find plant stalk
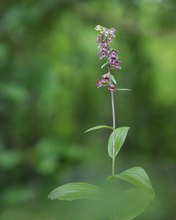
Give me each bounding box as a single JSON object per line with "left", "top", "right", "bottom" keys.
{"left": 111, "top": 90, "right": 116, "bottom": 175}
{"left": 108, "top": 64, "right": 116, "bottom": 176}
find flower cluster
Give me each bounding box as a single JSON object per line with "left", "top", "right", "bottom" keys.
{"left": 108, "top": 49, "right": 121, "bottom": 70}
{"left": 96, "top": 73, "right": 116, "bottom": 92}
{"left": 95, "top": 25, "right": 122, "bottom": 92}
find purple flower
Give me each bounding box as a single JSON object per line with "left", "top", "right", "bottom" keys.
{"left": 96, "top": 29, "right": 115, "bottom": 50}
{"left": 102, "top": 43, "right": 109, "bottom": 51}
{"left": 109, "top": 28, "right": 116, "bottom": 38}
{"left": 96, "top": 73, "right": 110, "bottom": 88}
{"left": 102, "top": 73, "right": 110, "bottom": 80}
{"left": 98, "top": 42, "right": 104, "bottom": 48}
{"left": 96, "top": 80, "right": 103, "bottom": 88}
{"left": 108, "top": 57, "right": 122, "bottom": 69}
{"left": 103, "top": 78, "right": 110, "bottom": 84}
{"left": 96, "top": 34, "right": 105, "bottom": 44}
{"left": 95, "top": 25, "right": 121, "bottom": 91}
{"left": 97, "top": 41, "right": 110, "bottom": 60}
{"left": 108, "top": 84, "right": 116, "bottom": 92}
{"left": 103, "top": 28, "right": 116, "bottom": 41}
{"left": 99, "top": 49, "right": 107, "bottom": 60}
{"left": 109, "top": 49, "right": 118, "bottom": 58}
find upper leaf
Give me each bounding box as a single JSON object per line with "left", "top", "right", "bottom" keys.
{"left": 112, "top": 167, "right": 154, "bottom": 195}
{"left": 101, "top": 62, "right": 108, "bottom": 69}
{"left": 117, "top": 88, "right": 131, "bottom": 91}
{"left": 48, "top": 182, "right": 105, "bottom": 201}
{"left": 108, "top": 127, "right": 130, "bottom": 158}
{"left": 110, "top": 74, "right": 117, "bottom": 85}
{"left": 85, "top": 125, "right": 113, "bottom": 133}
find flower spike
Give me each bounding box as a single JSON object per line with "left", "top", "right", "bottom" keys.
{"left": 95, "top": 25, "right": 121, "bottom": 92}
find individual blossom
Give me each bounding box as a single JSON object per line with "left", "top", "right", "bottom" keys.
{"left": 109, "top": 49, "right": 118, "bottom": 58}
{"left": 106, "top": 28, "right": 116, "bottom": 42}
{"left": 109, "top": 28, "right": 116, "bottom": 38}
{"left": 108, "top": 57, "right": 122, "bottom": 69}
{"left": 96, "top": 73, "right": 110, "bottom": 88}
{"left": 108, "top": 83, "right": 116, "bottom": 92}
{"left": 96, "top": 34, "right": 105, "bottom": 45}
{"left": 98, "top": 43, "right": 110, "bottom": 60}
{"left": 102, "top": 43, "right": 109, "bottom": 51}
{"left": 99, "top": 50, "right": 106, "bottom": 60}
{"left": 96, "top": 80, "right": 103, "bottom": 88}
{"left": 102, "top": 73, "right": 110, "bottom": 80}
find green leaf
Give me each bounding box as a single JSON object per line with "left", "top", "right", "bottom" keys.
{"left": 85, "top": 125, "right": 113, "bottom": 133}
{"left": 48, "top": 182, "right": 105, "bottom": 201}
{"left": 110, "top": 74, "right": 117, "bottom": 85}
{"left": 115, "top": 188, "right": 153, "bottom": 220}
{"left": 108, "top": 127, "right": 130, "bottom": 158}
{"left": 111, "top": 167, "right": 154, "bottom": 195}
{"left": 117, "top": 88, "right": 131, "bottom": 91}
{"left": 101, "top": 62, "right": 108, "bottom": 69}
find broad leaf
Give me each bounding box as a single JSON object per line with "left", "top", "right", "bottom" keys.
{"left": 112, "top": 167, "right": 154, "bottom": 195}
{"left": 110, "top": 74, "right": 117, "bottom": 85}
{"left": 85, "top": 125, "right": 113, "bottom": 133}
{"left": 115, "top": 188, "right": 153, "bottom": 220}
{"left": 108, "top": 127, "right": 130, "bottom": 158}
{"left": 48, "top": 182, "right": 105, "bottom": 201}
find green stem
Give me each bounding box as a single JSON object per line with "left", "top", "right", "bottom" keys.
{"left": 108, "top": 64, "right": 116, "bottom": 176}
{"left": 111, "top": 90, "right": 116, "bottom": 176}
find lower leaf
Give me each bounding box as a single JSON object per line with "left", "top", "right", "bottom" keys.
{"left": 115, "top": 188, "right": 153, "bottom": 220}
{"left": 48, "top": 182, "right": 105, "bottom": 201}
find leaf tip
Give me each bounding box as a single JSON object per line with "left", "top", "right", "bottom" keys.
{"left": 48, "top": 193, "right": 52, "bottom": 200}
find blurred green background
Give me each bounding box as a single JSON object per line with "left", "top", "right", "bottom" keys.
{"left": 0, "top": 0, "right": 176, "bottom": 219}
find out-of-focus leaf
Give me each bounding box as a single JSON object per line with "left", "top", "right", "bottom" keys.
{"left": 115, "top": 188, "right": 153, "bottom": 220}
{"left": 48, "top": 182, "right": 105, "bottom": 201}
{"left": 108, "top": 127, "right": 130, "bottom": 158}
{"left": 85, "top": 125, "right": 113, "bottom": 133}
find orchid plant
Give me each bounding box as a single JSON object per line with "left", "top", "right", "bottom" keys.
{"left": 48, "top": 25, "right": 155, "bottom": 220}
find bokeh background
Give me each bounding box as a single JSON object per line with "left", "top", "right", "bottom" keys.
{"left": 0, "top": 0, "right": 176, "bottom": 219}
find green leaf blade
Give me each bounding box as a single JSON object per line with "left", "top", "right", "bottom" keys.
{"left": 101, "top": 62, "right": 108, "bottom": 69}
{"left": 110, "top": 74, "right": 117, "bottom": 85}
{"left": 48, "top": 182, "right": 105, "bottom": 201}
{"left": 117, "top": 88, "right": 131, "bottom": 91}
{"left": 85, "top": 125, "right": 113, "bottom": 133}
{"left": 108, "top": 127, "right": 130, "bottom": 158}
{"left": 115, "top": 167, "right": 154, "bottom": 195}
